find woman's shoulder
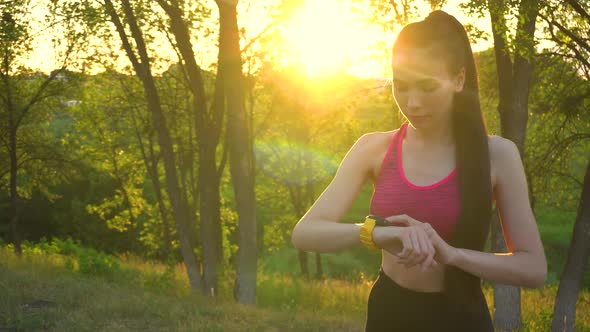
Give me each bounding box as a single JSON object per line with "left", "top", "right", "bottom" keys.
{"left": 487, "top": 135, "right": 520, "bottom": 161}
{"left": 354, "top": 130, "right": 398, "bottom": 154}
{"left": 487, "top": 135, "right": 522, "bottom": 188}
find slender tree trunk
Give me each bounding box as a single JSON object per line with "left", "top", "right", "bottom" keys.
{"left": 551, "top": 159, "right": 590, "bottom": 332}
{"left": 104, "top": 0, "right": 202, "bottom": 291}
{"left": 288, "top": 185, "right": 310, "bottom": 278}
{"left": 9, "top": 127, "right": 21, "bottom": 256}
{"left": 217, "top": 0, "right": 257, "bottom": 304}
{"left": 198, "top": 141, "right": 222, "bottom": 295}
{"left": 147, "top": 138, "right": 173, "bottom": 259}
{"left": 491, "top": 210, "right": 522, "bottom": 330}
{"left": 156, "top": 0, "right": 225, "bottom": 296}
{"left": 298, "top": 250, "right": 310, "bottom": 278}
{"left": 305, "top": 147, "right": 322, "bottom": 279}
{"left": 128, "top": 90, "right": 173, "bottom": 259}
{"left": 142, "top": 73, "right": 202, "bottom": 292}
{"left": 315, "top": 252, "right": 323, "bottom": 279}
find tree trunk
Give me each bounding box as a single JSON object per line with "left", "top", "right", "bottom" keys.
{"left": 156, "top": 0, "right": 225, "bottom": 296}
{"left": 491, "top": 210, "right": 522, "bottom": 331}
{"left": 104, "top": 0, "right": 202, "bottom": 291}
{"left": 198, "top": 142, "right": 222, "bottom": 295}
{"left": 551, "top": 159, "right": 590, "bottom": 332}
{"left": 288, "top": 185, "right": 310, "bottom": 277}
{"left": 315, "top": 252, "right": 323, "bottom": 279}
{"left": 9, "top": 127, "right": 22, "bottom": 256}
{"left": 488, "top": 0, "right": 539, "bottom": 329}
{"left": 305, "top": 142, "right": 322, "bottom": 279}
{"left": 298, "top": 250, "right": 309, "bottom": 278}
{"left": 217, "top": 0, "right": 257, "bottom": 304}
{"left": 147, "top": 138, "right": 173, "bottom": 259}
{"left": 129, "top": 95, "right": 173, "bottom": 260}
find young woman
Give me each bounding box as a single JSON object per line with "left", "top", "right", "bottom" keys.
{"left": 291, "top": 10, "right": 547, "bottom": 331}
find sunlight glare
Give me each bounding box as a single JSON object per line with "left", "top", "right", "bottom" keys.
{"left": 281, "top": 0, "right": 382, "bottom": 77}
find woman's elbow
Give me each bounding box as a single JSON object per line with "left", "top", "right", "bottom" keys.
{"left": 524, "top": 257, "right": 547, "bottom": 288}
{"left": 291, "top": 221, "right": 306, "bottom": 251}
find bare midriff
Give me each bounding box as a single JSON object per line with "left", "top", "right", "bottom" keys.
{"left": 381, "top": 250, "right": 445, "bottom": 292}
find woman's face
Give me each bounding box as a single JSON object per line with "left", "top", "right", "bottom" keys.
{"left": 392, "top": 48, "right": 465, "bottom": 130}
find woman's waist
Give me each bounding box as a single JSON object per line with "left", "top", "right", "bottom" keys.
{"left": 381, "top": 251, "right": 446, "bottom": 293}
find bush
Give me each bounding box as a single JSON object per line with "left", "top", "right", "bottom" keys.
{"left": 77, "top": 247, "right": 121, "bottom": 278}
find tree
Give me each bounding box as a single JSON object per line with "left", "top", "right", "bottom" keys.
{"left": 71, "top": 69, "right": 174, "bottom": 258}
{"left": 155, "top": 0, "right": 226, "bottom": 296}
{"left": 0, "top": 0, "right": 93, "bottom": 255}
{"left": 215, "top": 0, "right": 257, "bottom": 304}
{"left": 100, "top": 0, "right": 202, "bottom": 291}
{"left": 534, "top": 1, "right": 590, "bottom": 330}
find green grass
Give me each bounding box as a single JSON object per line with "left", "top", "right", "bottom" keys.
{"left": 2, "top": 244, "right": 589, "bottom": 331}
{"left": 535, "top": 207, "right": 590, "bottom": 287}
{"left": 0, "top": 245, "right": 363, "bottom": 331}
{"left": 2, "top": 204, "right": 588, "bottom": 331}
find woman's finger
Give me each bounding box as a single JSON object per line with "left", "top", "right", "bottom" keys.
{"left": 411, "top": 230, "right": 427, "bottom": 263}
{"left": 402, "top": 230, "right": 422, "bottom": 268}
{"left": 420, "top": 234, "right": 435, "bottom": 271}
{"left": 386, "top": 215, "right": 410, "bottom": 227}
{"left": 396, "top": 231, "right": 413, "bottom": 259}
{"left": 409, "top": 230, "right": 423, "bottom": 266}
{"left": 423, "top": 223, "right": 435, "bottom": 238}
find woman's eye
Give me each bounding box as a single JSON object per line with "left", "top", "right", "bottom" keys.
{"left": 394, "top": 83, "right": 408, "bottom": 91}
{"left": 420, "top": 82, "right": 438, "bottom": 92}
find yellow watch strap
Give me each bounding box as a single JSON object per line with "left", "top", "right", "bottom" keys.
{"left": 359, "top": 218, "right": 379, "bottom": 250}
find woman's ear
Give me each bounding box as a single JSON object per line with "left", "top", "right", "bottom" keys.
{"left": 454, "top": 67, "right": 466, "bottom": 92}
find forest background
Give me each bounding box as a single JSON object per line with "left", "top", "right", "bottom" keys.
{"left": 1, "top": 0, "right": 589, "bottom": 331}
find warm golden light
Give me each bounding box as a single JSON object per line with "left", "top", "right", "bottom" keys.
{"left": 280, "top": 0, "right": 386, "bottom": 78}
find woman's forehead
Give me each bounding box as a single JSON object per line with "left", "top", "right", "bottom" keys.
{"left": 392, "top": 49, "right": 451, "bottom": 80}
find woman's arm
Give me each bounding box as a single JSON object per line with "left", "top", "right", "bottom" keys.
{"left": 291, "top": 133, "right": 386, "bottom": 252}
{"left": 291, "top": 133, "right": 376, "bottom": 252}
{"left": 448, "top": 138, "right": 547, "bottom": 288}
{"left": 292, "top": 131, "right": 438, "bottom": 268}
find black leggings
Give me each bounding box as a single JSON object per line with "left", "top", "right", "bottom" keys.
{"left": 365, "top": 269, "right": 494, "bottom": 332}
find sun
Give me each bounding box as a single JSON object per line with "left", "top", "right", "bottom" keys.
{"left": 280, "top": 0, "right": 384, "bottom": 78}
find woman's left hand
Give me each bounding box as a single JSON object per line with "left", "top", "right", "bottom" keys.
{"left": 386, "top": 214, "right": 459, "bottom": 267}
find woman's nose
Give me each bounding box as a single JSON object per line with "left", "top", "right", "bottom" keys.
{"left": 406, "top": 91, "right": 422, "bottom": 109}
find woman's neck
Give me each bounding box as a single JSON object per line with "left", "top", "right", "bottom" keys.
{"left": 405, "top": 121, "right": 454, "bottom": 148}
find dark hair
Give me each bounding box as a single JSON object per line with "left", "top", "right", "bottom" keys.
{"left": 392, "top": 10, "right": 492, "bottom": 305}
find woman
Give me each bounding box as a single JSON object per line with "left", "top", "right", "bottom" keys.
{"left": 291, "top": 10, "right": 547, "bottom": 332}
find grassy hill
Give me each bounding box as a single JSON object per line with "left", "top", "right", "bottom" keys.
{"left": 1, "top": 239, "right": 589, "bottom": 331}
{"left": 0, "top": 246, "right": 363, "bottom": 331}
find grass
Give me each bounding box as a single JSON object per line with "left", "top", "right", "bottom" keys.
{"left": 2, "top": 239, "right": 590, "bottom": 331}
{"left": 0, "top": 245, "right": 363, "bottom": 331}
{"left": 1, "top": 202, "right": 588, "bottom": 331}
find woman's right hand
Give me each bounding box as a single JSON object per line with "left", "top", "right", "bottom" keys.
{"left": 372, "top": 224, "right": 437, "bottom": 272}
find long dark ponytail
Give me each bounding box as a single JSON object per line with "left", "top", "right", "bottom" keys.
{"left": 393, "top": 10, "right": 492, "bottom": 305}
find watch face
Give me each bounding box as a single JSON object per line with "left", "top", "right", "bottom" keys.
{"left": 368, "top": 215, "right": 389, "bottom": 226}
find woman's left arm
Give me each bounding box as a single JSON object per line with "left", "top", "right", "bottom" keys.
{"left": 448, "top": 137, "right": 547, "bottom": 288}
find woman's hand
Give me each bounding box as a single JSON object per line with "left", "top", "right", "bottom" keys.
{"left": 372, "top": 218, "right": 437, "bottom": 272}
{"left": 387, "top": 214, "right": 459, "bottom": 266}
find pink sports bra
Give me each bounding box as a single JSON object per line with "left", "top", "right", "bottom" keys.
{"left": 369, "top": 123, "right": 460, "bottom": 241}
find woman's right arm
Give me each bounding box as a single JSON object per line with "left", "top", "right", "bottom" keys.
{"left": 291, "top": 132, "right": 437, "bottom": 271}
{"left": 291, "top": 133, "right": 380, "bottom": 253}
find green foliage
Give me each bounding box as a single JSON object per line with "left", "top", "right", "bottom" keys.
{"left": 7, "top": 238, "right": 183, "bottom": 294}
{"left": 526, "top": 52, "right": 590, "bottom": 209}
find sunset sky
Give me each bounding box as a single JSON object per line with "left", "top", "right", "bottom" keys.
{"left": 24, "top": 0, "right": 494, "bottom": 79}
{"left": 277, "top": 0, "right": 493, "bottom": 78}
